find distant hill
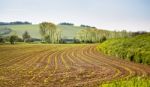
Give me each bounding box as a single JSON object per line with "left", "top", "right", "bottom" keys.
{"left": 0, "top": 24, "right": 86, "bottom": 39}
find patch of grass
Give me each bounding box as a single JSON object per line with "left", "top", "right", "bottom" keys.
{"left": 100, "top": 77, "right": 150, "bottom": 87}
{"left": 97, "top": 34, "right": 150, "bottom": 64}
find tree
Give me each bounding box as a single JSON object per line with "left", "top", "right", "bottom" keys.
{"left": 22, "top": 31, "right": 31, "bottom": 42}
{"left": 39, "top": 22, "right": 47, "bottom": 42}
{"left": 46, "top": 22, "right": 57, "bottom": 43}
{"left": 39, "top": 22, "right": 62, "bottom": 43}
{"left": 76, "top": 28, "right": 101, "bottom": 43}
{"left": 0, "top": 36, "right": 5, "bottom": 43}
{"left": 9, "top": 35, "right": 18, "bottom": 44}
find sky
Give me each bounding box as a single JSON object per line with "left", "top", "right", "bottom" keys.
{"left": 0, "top": 0, "right": 150, "bottom": 31}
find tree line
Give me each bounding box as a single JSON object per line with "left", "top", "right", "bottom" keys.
{"left": 59, "top": 22, "right": 74, "bottom": 26}
{"left": 74, "top": 28, "right": 145, "bottom": 43}
{"left": 0, "top": 21, "right": 32, "bottom": 25}
{"left": 80, "top": 24, "right": 96, "bottom": 28}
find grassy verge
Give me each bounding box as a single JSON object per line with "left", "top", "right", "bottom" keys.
{"left": 100, "top": 77, "right": 150, "bottom": 87}
{"left": 97, "top": 34, "right": 150, "bottom": 64}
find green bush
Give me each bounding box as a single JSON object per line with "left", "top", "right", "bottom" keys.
{"left": 98, "top": 34, "right": 150, "bottom": 65}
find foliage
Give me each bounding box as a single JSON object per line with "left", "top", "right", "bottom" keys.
{"left": 39, "top": 22, "right": 62, "bottom": 43}
{"left": 22, "top": 31, "right": 31, "bottom": 42}
{"left": 9, "top": 34, "right": 18, "bottom": 44}
{"left": 97, "top": 34, "right": 150, "bottom": 64}
{"left": 0, "top": 36, "right": 5, "bottom": 43}
{"left": 0, "top": 21, "right": 31, "bottom": 25}
{"left": 132, "top": 31, "right": 148, "bottom": 36}
{"left": 75, "top": 28, "right": 106, "bottom": 43}
{"left": 80, "top": 24, "right": 96, "bottom": 28}
{"left": 101, "top": 77, "right": 150, "bottom": 87}
{"left": 59, "top": 22, "right": 74, "bottom": 26}
{"left": 76, "top": 29, "right": 132, "bottom": 43}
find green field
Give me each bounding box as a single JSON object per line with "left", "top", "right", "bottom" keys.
{"left": 0, "top": 24, "right": 85, "bottom": 39}
{"left": 97, "top": 34, "right": 150, "bottom": 64}
{"left": 101, "top": 77, "right": 150, "bottom": 87}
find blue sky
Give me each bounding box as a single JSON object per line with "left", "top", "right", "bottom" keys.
{"left": 0, "top": 0, "right": 150, "bottom": 31}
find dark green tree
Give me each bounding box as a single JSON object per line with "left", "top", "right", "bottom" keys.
{"left": 22, "top": 31, "right": 31, "bottom": 42}
{"left": 0, "top": 36, "right": 5, "bottom": 43}
{"left": 9, "top": 35, "right": 18, "bottom": 44}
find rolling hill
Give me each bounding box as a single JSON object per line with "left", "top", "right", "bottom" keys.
{"left": 0, "top": 24, "right": 86, "bottom": 39}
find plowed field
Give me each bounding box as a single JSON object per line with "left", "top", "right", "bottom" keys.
{"left": 0, "top": 44, "right": 150, "bottom": 87}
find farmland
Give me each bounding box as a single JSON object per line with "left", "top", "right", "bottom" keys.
{"left": 0, "top": 44, "right": 150, "bottom": 87}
